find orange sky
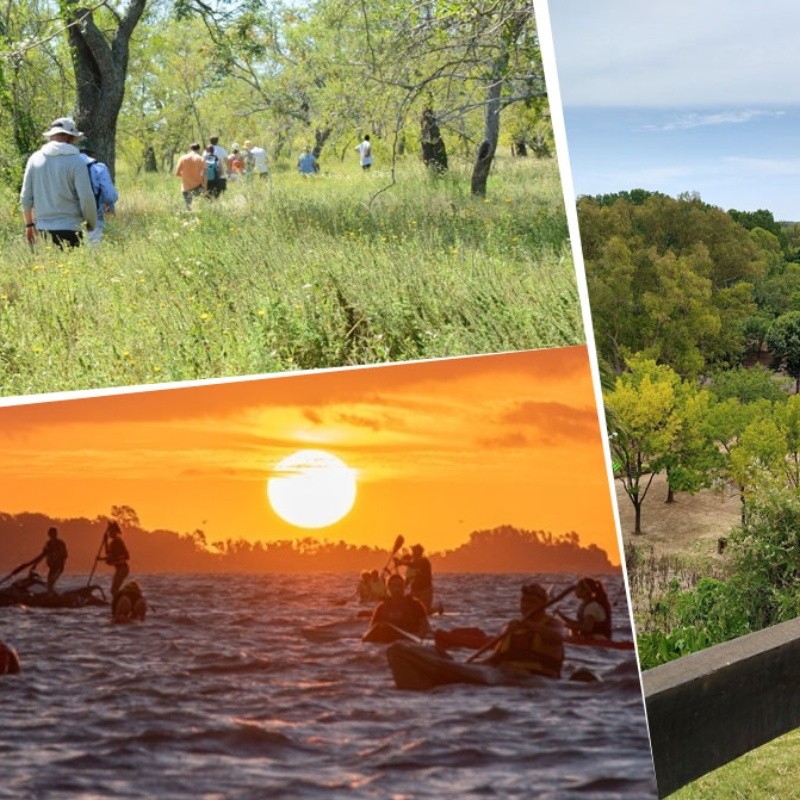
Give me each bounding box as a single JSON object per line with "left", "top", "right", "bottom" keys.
{"left": 0, "top": 347, "right": 621, "bottom": 564}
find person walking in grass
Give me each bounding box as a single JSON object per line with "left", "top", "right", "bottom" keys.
{"left": 355, "top": 134, "right": 373, "bottom": 171}
{"left": 244, "top": 140, "right": 269, "bottom": 178}
{"left": 79, "top": 140, "right": 118, "bottom": 245}
{"left": 297, "top": 147, "right": 319, "bottom": 175}
{"left": 209, "top": 136, "right": 228, "bottom": 194}
{"left": 20, "top": 117, "right": 97, "bottom": 248}
{"left": 175, "top": 143, "right": 206, "bottom": 210}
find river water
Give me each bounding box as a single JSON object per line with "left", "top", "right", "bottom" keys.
{"left": 0, "top": 572, "right": 656, "bottom": 799}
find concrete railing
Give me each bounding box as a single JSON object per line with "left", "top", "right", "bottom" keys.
{"left": 642, "top": 617, "right": 800, "bottom": 797}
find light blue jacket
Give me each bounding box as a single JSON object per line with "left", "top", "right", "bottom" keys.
{"left": 80, "top": 153, "right": 119, "bottom": 222}
{"left": 20, "top": 141, "right": 97, "bottom": 231}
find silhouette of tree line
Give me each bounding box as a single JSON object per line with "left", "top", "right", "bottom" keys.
{"left": 0, "top": 511, "right": 615, "bottom": 574}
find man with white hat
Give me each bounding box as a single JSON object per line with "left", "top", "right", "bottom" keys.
{"left": 20, "top": 117, "right": 97, "bottom": 248}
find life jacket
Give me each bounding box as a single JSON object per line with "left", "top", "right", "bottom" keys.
{"left": 106, "top": 537, "right": 129, "bottom": 566}
{"left": 491, "top": 618, "right": 564, "bottom": 678}
{"left": 112, "top": 581, "right": 145, "bottom": 620}
{"left": 374, "top": 596, "right": 426, "bottom": 634}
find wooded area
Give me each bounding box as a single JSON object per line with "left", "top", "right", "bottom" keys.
{"left": 0, "top": 0, "right": 548, "bottom": 193}
{"left": 582, "top": 190, "right": 800, "bottom": 669}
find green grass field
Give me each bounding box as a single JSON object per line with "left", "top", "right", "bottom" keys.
{"left": 0, "top": 156, "right": 581, "bottom": 396}
{"left": 672, "top": 728, "right": 800, "bottom": 799}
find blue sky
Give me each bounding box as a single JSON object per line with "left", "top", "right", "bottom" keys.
{"left": 547, "top": 1, "right": 800, "bottom": 221}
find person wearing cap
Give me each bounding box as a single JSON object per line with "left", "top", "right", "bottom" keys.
{"left": 79, "top": 140, "right": 118, "bottom": 245}
{"left": 175, "top": 143, "right": 207, "bottom": 210}
{"left": 395, "top": 543, "right": 434, "bottom": 613}
{"left": 20, "top": 116, "right": 97, "bottom": 248}
{"left": 370, "top": 573, "right": 431, "bottom": 638}
{"left": 557, "top": 577, "right": 613, "bottom": 640}
{"left": 483, "top": 583, "right": 565, "bottom": 679}
{"left": 96, "top": 520, "right": 130, "bottom": 599}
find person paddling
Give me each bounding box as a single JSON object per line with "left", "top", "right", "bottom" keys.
{"left": 15, "top": 526, "right": 68, "bottom": 594}
{"left": 396, "top": 543, "right": 435, "bottom": 613}
{"left": 370, "top": 574, "right": 431, "bottom": 639}
{"left": 97, "top": 521, "right": 130, "bottom": 599}
{"left": 557, "top": 577, "right": 613, "bottom": 640}
{"left": 482, "top": 583, "right": 565, "bottom": 679}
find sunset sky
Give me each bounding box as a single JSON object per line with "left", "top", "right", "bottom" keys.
{"left": 0, "top": 347, "right": 621, "bottom": 564}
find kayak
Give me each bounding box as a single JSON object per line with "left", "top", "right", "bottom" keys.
{"left": 387, "top": 642, "right": 600, "bottom": 691}
{"left": 0, "top": 583, "right": 107, "bottom": 609}
{"left": 386, "top": 641, "right": 564, "bottom": 690}
{"left": 434, "top": 626, "right": 634, "bottom": 652}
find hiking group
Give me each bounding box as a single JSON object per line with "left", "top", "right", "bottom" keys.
{"left": 21, "top": 115, "right": 374, "bottom": 244}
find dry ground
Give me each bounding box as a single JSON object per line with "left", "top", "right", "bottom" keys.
{"left": 615, "top": 472, "right": 741, "bottom": 560}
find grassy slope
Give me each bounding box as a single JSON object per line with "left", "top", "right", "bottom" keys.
{"left": 616, "top": 475, "right": 800, "bottom": 798}
{"left": 0, "top": 156, "right": 581, "bottom": 397}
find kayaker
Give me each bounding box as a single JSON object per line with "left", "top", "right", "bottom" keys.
{"left": 557, "top": 577, "right": 612, "bottom": 640}
{"left": 112, "top": 581, "right": 147, "bottom": 623}
{"left": 484, "top": 583, "right": 565, "bottom": 679}
{"left": 357, "top": 571, "right": 372, "bottom": 603}
{"left": 16, "top": 526, "right": 68, "bottom": 594}
{"left": 97, "top": 521, "right": 130, "bottom": 599}
{"left": 396, "top": 543, "right": 434, "bottom": 613}
{"left": 370, "top": 574, "right": 431, "bottom": 638}
{"left": 368, "top": 569, "right": 387, "bottom": 600}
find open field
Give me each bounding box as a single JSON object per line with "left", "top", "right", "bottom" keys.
{"left": 0, "top": 156, "right": 580, "bottom": 397}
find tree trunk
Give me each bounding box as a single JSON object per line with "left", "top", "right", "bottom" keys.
{"left": 61, "top": 0, "right": 147, "bottom": 181}
{"left": 470, "top": 76, "right": 502, "bottom": 197}
{"left": 313, "top": 127, "right": 330, "bottom": 159}
{"left": 633, "top": 498, "right": 643, "bottom": 535}
{"left": 512, "top": 139, "right": 527, "bottom": 157}
{"left": 420, "top": 108, "right": 448, "bottom": 173}
{"left": 665, "top": 485, "right": 675, "bottom": 503}
{"left": 142, "top": 146, "right": 157, "bottom": 173}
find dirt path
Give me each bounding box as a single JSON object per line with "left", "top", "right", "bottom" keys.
{"left": 614, "top": 472, "right": 741, "bottom": 559}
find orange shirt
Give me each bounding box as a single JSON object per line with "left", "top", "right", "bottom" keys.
{"left": 175, "top": 152, "right": 206, "bottom": 191}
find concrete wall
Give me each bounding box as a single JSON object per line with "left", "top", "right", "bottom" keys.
{"left": 642, "top": 617, "right": 800, "bottom": 797}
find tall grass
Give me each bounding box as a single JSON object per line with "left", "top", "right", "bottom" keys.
{"left": 0, "top": 157, "right": 581, "bottom": 396}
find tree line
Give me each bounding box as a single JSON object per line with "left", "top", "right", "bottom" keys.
{"left": 577, "top": 190, "right": 800, "bottom": 533}
{"left": 0, "top": 511, "right": 614, "bottom": 574}
{"left": 0, "top": 1, "right": 550, "bottom": 196}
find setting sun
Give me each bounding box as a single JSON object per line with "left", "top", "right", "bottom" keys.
{"left": 267, "top": 449, "right": 357, "bottom": 529}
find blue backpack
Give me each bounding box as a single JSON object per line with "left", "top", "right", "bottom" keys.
{"left": 204, "top": 154, "right": 218, "bottom": 181}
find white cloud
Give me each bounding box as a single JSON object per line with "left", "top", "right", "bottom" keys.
{"left": 722, "top": 156, "right": 800, "bottom": 177}
{"left": 640, "top": 110, "right": 786, "bottom": 132}
{"left": 549, "top": 0, "right": 800, "bottom": 106}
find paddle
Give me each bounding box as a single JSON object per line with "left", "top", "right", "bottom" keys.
{"left": 0, "top": 556, "right": 40, "bottom": 586}
{"left": 465, "top": 583, "right": 578, "bottom": 664}
{"left": 362, "top": 621, "right": 424, "bottom": 645}
{"left": 380, "top": 534, "right": 405, "bottom": 576}
{"left": 86, "top": 529, "right": 108, "bottom": 588}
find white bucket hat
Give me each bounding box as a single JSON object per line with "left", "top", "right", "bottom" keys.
{"left": 42, "top": 117, "right": 84, "bottom": 139}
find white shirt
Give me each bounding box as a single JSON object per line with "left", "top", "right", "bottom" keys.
{"left": 356, "top": 139, "right": 373, "bottom": 166}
